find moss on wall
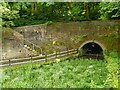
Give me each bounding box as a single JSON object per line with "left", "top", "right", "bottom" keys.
{"left": 11, "top": 20, "right": 120, "bottom": 54}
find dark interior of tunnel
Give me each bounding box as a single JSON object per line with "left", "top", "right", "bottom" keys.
{"left": 81, "top": 42, "right": 104, "bottom": 60}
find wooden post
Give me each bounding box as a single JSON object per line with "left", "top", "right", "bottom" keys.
{"left": 56, "top": 52, "right": 57, "bottom": 58}
{"left": 30, "top": 56, "right": 32, "bottom": 64}
{"left": 45, "top": 53, "right": 47, "bottom": 62}
{"left": 9, "top": 59, "right": 11, "bottom": 66}
{"left": 67, "top": 49, "right": 69, "bottom": 56}
{"left": 77, "top": 48, "right": 79, "bottom": 54}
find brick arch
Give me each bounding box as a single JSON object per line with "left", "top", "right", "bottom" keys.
{"left": 78, "top": 40, "right": 106, "bottom": 59}
{"left": 79, "top": 40, "right": 106, "bottom": 51}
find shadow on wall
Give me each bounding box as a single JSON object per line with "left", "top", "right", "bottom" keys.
{"left": 79, "top": 40, "right": 105, "bottom": 60}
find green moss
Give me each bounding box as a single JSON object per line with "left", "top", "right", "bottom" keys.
{"left": 82, "top": 34, "right": 88, "bottom": 38}
{"left": 2, "top": 28, "right": 13, "bottom": 39}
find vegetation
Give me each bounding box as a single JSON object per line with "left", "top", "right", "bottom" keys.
{"left": 1, "top": 2, "right": 120, "bottom": 27}
{"left": 1, "top": 52, "right": 118, "bottom": 88}
{"left": 1, "top": 1, "right": 119, "bottom": 89}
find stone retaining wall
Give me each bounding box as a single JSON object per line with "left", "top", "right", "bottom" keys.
{"left": 14, "top": 20, "right": 119, "bottom": 52}
{"left": 2, "top": 20, "right": 120, "bottom": 59}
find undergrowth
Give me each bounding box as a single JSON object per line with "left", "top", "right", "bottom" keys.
{"left": 1, "top": 52, "right": 119, "bottom": 88}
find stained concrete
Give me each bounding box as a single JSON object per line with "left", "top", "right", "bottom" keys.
{"left": 2, "top": 20, "right": 120, "bottom": 59}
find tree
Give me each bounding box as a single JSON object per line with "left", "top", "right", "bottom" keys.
{"left": 1, "top": 2, "right": 119, "bottom": 27}
{"left": 1, "top": 2, "right": 20, "bottom": 27}
{"left": 99, "top": 2, "right": 120, "bottom": 20}
{"left": 84, "top": 2, "right": 100, "bottom": 20}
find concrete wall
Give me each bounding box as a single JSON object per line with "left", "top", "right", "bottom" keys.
{"left": 47, "top": 21, "right": 119, "bottom": 52}
{"left": 3, "top": 20, "right": 119, "bottom": 59}
{"left": 15, "top": 20, "right": 119, "bottom": 53}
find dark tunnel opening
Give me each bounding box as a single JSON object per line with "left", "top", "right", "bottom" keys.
{"left": 81, "top": 42, "right": 104, "bottom": 60}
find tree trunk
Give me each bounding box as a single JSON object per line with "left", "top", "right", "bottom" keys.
{"left": 31, "top": 2, "right": 35, "bottom": 16}
{"left": 35, "top": 2, "right": 38, "bottom": 16}
{"left": 84, "top": 2, "right": 90, "bottom": 20}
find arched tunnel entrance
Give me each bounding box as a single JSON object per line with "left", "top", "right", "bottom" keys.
{"left": 79, "top": 41, "right": 104, "bottom": 59}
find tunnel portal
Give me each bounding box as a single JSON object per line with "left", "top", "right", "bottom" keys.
{"left": 80, "top": 41, "right": 104, "bottom": 59}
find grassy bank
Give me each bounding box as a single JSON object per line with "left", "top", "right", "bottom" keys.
{"left": 1, "top": 52, "right": 118, "bottom": 88}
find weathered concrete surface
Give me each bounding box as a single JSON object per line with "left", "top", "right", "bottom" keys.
{"left": 2, "top": 20, "right": 120, "bottom": 59}
{"left": 48, "top": 20, "right": 119, "bottom": 53}
{"left": 15, "top": 20, "right": 119, "bottom": 52}
{"left": 2, "top": 28, "right": 38, "bottom": 59}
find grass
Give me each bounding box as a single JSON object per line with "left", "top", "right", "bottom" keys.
{"left": 1, "top": 52, "right": 119, "bottom": 88}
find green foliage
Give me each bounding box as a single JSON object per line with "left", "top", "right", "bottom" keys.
{"left": 1, "top": 53, "right": 118, "bottom": 88}
{"left": 1, "top": 3, "right": 20, "bottom": 27}
{"left": 99, "top": 2, "right": 120, "bottom": 20}
{"left": 2, "top": 28, "right": 13, "bottom": 39}
{"left": 104, "top": 52, "right": 119, "bottom": 88}
{"left": 1, "top": 2, "right": 120, "bottom": 27}
{"left": 13, "top": 18, "right": 46, "bottom": 27}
